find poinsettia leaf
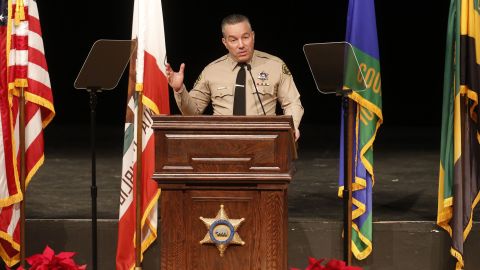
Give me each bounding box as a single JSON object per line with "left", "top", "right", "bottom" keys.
{"left": 292, "top": 257, "right": 362, "bottom": 270}
{"left": 26, "top": 253, "right": 46, "bottom": 265}
{"left": 58, "top": 265, "right": 77, "bottom": 270}
{"left": 58, "top": 258, "right": 87, "bottom": 270}
{"left": 311, "top": 265, "right": 326, "bottom": 270}
{"left": 42, "top": 245, "right": 55, "bottom": 260}
{"left": 56, "top": 251, "right": 76, "bottom": 259}
{"left": 308, "top": 257, "right": 325, "bottom": 265}
{"left": 59, "top": 258, "right": 77, "bottom": 265}
{"left": 325, "top": 259, "right": 346, "bottom": 270}
{"left": 306, "top": 263, "right": 324, "bottom": 270}
{"left": 28, "top": 261, "right": 44, "bottom": 270}
{"left": 306, "top": 257, "right": 325, "bottom": 270}
{"left": 308, "top": 257, "right": 317, "bottom": 264}
{"left": 24, "top": 246, "right": 86, "bottom": 270}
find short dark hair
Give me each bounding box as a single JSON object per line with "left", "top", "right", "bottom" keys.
{"left": 221, "top": 14, "right": 252, "bottom": 36}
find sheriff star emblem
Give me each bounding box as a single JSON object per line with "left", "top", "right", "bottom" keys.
{"left": 258, "top": 71, "right": 269, "bottom": 81}
{"left": 199, "top": 204, "right": 245, "bottom": 257}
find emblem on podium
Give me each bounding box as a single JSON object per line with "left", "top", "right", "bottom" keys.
{"left": 199, "top": 204, "right": 245, "bottom": 257}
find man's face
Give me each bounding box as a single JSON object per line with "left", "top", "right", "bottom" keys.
{"left": 222, "top": 21, "right": 255, "bottom": 63}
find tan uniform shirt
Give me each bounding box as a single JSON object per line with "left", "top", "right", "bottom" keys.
{"left": 174, "top": 50, "right": 304, "bottom": 130}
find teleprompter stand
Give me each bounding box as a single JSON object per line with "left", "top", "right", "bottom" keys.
{"left": 303, "top": 42, "right": 367, "bottom": 266}
{"left": 74, "top": 39, "right": 135, "bottom": 270}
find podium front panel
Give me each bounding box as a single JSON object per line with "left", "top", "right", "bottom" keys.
{"left": 159, "top": 187, "right": 287, "bottom": 270}
{"left": 153, "top": 116, "right": 294, "bottom": 270}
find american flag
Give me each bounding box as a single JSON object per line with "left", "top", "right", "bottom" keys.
{"left": 0, "top": 0, "right": 54, "bottom": 267}
{"left": 0, "top": 1, "right": 7, "bottom": 26}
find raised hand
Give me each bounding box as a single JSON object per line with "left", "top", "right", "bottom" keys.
{"left": 166, "top": 63, "right": 185, "bottom": 92}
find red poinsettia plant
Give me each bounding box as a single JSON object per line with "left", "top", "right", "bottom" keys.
{"left": 10, "top": 245, "right": 86, "bottom": 270}
{"left": 291, "top": 257, "right": 363, "bottom": 270}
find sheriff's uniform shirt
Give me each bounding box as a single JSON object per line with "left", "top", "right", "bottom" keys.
{"left": 174, "top": 50, "right": 304, "bottom": 130}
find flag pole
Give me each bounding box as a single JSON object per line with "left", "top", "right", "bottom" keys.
{"left": 342, "top": 95, "right": 354, "bottom": 266}
{"left": 19, "top": 86, "right": 26, "bottom": 268}
{"left": 135, "top": 1, "right": 143, "bottom": 267}
{"left": 135, "top": 88, "right": 144, "bottom": 270}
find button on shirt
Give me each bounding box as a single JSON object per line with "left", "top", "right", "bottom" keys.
{"left": 174, "top": 50, "right": 304, "bottom": 130}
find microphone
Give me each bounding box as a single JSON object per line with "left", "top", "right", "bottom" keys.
{"left": 246, "top": 64, "right": 266, "bottom": 115}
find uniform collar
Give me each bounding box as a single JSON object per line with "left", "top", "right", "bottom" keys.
{"left": 227, "top": 51, "right": 257, "bottom": 71}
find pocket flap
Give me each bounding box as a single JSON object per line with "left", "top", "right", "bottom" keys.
{"left": 212, "top": 86, "right": 233, "bottom": 97}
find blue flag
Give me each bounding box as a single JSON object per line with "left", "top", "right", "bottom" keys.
{"left": 339, "top": 0, "right": 383, "bottom": 260}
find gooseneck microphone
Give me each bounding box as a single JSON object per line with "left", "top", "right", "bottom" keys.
{"left": 246, "top": 64, "right": 266, "bottom": 115}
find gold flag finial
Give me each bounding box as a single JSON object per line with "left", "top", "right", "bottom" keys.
{"left": 14, "top": 0, "right": 26, "bottom": 26}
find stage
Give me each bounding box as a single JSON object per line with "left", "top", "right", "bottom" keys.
{"left": 7, "top": 122, "right": 477, "bottom": 269}
{"left": 1, "top": 0, "right": 477, "bottom": 269}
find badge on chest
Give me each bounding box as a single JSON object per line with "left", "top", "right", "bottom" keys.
{"left": 257, "top": 71, "right": 270, "bottom": 86}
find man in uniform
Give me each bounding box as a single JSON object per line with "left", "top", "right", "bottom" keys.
{"left": 166, "top": 14, "right": 304, "bottom": 140}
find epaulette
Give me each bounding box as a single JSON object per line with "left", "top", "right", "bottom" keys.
{"left": 208, "top": 55, "right": 229, "bottom": 67}
{"left": 255, "top": 50, "right": 283, "bottom": 64}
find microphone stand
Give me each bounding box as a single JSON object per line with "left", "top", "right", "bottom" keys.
{"left": 246, "top": 64, "right": 266, "bottom": 115}
{"left": 89, "top": 87, "right": 99, "bottom": 270}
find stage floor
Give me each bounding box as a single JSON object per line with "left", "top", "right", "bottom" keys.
{"left": 26, "top": 122, "right": 480, "bottom": 222}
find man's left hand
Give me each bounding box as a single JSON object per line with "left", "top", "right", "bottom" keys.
{"left": 295, "top": 129, "right": 300, "bottom": 141}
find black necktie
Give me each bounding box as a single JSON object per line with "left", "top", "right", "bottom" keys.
{"left": 233, "top": 63, "right": 246, "bottom": 115}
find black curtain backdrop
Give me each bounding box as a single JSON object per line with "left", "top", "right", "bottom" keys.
{"left": 36, "top": 0, "right": 449, "bottom": 127}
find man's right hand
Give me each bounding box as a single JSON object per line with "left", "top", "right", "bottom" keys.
{"left": 166, "top": 63, "right": 185, "bottom": 92}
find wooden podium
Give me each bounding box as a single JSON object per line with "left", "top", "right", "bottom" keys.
{"left": 152, "top": 115, "right": 297, "bottom": 270}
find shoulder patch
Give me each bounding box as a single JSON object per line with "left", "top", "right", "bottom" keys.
{"left": 282, "top": 64, "right": 291, "bottom": 76}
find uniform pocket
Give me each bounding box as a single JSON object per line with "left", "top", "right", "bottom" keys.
{"left": 212, "top": 85, "right": 234, "bottom": 98}
{"left": 252, "top": 85, "right": 275, "bottom": 97}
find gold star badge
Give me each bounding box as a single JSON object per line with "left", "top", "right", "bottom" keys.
{"left": 199, "top": 204, "right": 245, "bottom": 257}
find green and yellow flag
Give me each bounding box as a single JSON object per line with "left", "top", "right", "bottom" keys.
{"left": 339, "top": 0, "right": 383, "bottom": 260}
{"left": 437, "top": 0, "right": 480, "bottom": 269}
